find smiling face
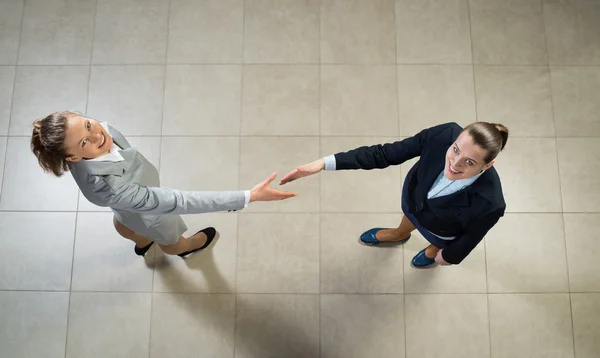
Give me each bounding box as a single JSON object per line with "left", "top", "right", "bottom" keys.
{"left": 63, "top": 114, "right": 113, "bottom": 162}
{"left": 444, "top": 131, "right": 495, "bottom": 180}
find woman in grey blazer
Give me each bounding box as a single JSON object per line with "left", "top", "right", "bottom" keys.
{"left": 31, "top": 110, "right": 297, "bottom": 257}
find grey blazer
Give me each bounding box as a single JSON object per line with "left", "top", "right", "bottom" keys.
{"left": 70, "top": 126, "right": 246, "bottom": 244}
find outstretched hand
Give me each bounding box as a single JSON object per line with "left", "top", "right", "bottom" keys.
{"left": 249, "top": 173, "right": 298, "bottom": 203}
{"left": 280, "top": 159, "right": 325, "bottom": 185}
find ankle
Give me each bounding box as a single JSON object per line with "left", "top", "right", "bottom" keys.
{"left": 424, "top": 246, "right": 439, "bottom": 259}
{"left": 133, "top": 238, "right": 152, "bottom": 248}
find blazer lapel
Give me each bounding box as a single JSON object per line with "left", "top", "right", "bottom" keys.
{"left": 108, "top": 125, "right": 131, "bottom": 149}
{"left": 70, "top": 126, "right": 138, "bottom": 176}
{"left": 415, "top": 151, "right": 446, "bottom": 200}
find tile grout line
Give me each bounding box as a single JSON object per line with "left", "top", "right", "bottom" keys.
{"left": 234, "top": 1, "right": 247, "bottom": 356}
{"left": 64, "top": 0, "right": 100, "bottom": 355}
{"left": 317, "top": 2, "right": 322, "bottom": 356}
{"left": 542, "top": 0, "right": 577, "bottom": 355}
{"left": 391, "top": 1, "right": 410, "bottom": 354}
{"left": 0, "top": 0, "right": 26, "bottom": 206}
{"left": 1, "top": 289, "right": 592, "bottom": 295}
{"left": 147, "top": 0, "right": 174, "bottom": 355}
{"left": 466, "top": 1, "right": 494, "bottom": 355}
{"left": 6, "top": 63, "right": 600, "bottom": 67}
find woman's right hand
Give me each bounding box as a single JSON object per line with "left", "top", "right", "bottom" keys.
{"left": 279, "top": 158, "right": 325, "bottom": 185}
{"left": 249, "top": 173, "right": 298, "bottom": 203}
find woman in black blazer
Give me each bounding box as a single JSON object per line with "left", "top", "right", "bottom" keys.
{"left": 281, "top": 122, "right": 508, "bottom": 268}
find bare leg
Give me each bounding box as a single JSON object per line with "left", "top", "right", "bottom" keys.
{"left": 374, "top": 214, "right": 417, "bottom": 242}
{"left": 113, "top": 217, "right": 152, "bottom": 248}
{"left": 424, "top": 244, "right": 441, "bottom": 259}
{"left": 158, "top": 230, "right": 209, "bottom": 256}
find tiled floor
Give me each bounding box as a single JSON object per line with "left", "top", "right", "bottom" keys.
{"left": 0, "top": 0, "right": 599, "bottom": 357}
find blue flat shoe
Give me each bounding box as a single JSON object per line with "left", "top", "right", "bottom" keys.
{"left": 411, "top": 249, "right": 436, "bottom": 268}
{"left": 359, "top": 228, "right": 411, "bottom": 246}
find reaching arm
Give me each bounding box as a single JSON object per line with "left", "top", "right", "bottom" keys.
{"left": 281, "top": 123, "right": 455, "bottom": 184}
{"left": 106, "top": 184, "right": 247, "bottom": 214}
{"left": 89, "top": 173, "right": 297, "bottom": 214}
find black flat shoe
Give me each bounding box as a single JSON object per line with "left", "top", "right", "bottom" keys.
{"left": 178, "top": 227, "right": 217, "bottom": 258}
{"left": 134, "top": 242, "right": 154, "bottom": 256}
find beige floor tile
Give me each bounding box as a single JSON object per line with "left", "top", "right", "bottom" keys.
{"left": 470, "top": 0, "right": 547, "bottom": 65}
{"left": 557, "top": 138, "right": 600, "bottom": 212}
{"left": 241, "top": 65, "right": 319, "bottom": 136}
{"left": 0, "top": 137, "right": 79, "bottom": 211}
{"left": 544, "top": 0, "right": 600, "bottom": 65}
{"left": 404, "top": 234, "right": 487, "bottom": 293}
{"left": 486, "top": 214, "right": 569, "bottom": 293}
{"left": 493, "top": 138, "right": 562, "bottom": 212}
{"left": 489, "top": 294, "right": 574, "bottom": 358}
{"left": 9, "top": 65, "right": 89, "bottom": 136}
{"left": 320, "top": 137, "right": 403, "bottom": 213}
{"left": 239, "top": 136, "right": 320, "bottom": 212}
{"left": 321, "top": 65, "right": 399, "bottom": 136}
{"left": 87, "top": 65, "right": 165, "bottom": 136}
{"left": 235, "top": 294, "right": 320, "bottom": 358}
{"left": 0, "top": 212, "right": 75, "bottom": 290}
{"left": 168, "top": 0, "right": 243, "bottom": 63}
{"left": 150, "top": 293, "right": 235, "bottom": 358}
{"left": 160, "top": 136, "right": 240, "bottom": 191}
{"left": 162, "top": 65, "right": 241, "bottom": 135}
{"left": 321, "top": 0, "right": 396, "bottom": 64}
{"left": 474, "top": 66, "right": 554, "bottom": 137}
{"left": 18, "top": 0, "right": 95, "bottom": 65}
{"left": 66, "top": 292, "right": 152, "bottom": 358}
{"left": 320, "top": 214, "right": 404, "bottom": 293}
{"left": 153, "top": 213, "right": 238, "bottom": 293}
{"left": 0, "top": 136, "right": 6, "bottom": 196}
{"left": 0, "top": 291, "right": 69, "bottom": 358}
{"left": 244, "top": 0, "right": 319, "bottom": 63}
{"left": 563, "top": 214, "right": 600, "bottom": 292}
{"left": 321, "top": 294, "right": 405, "bottom": 358}
{"left": 0, "top": 66, "right": 15, "bottom": 135}
{"left": 550, "top": 66, "right": 600, "bottom": 137}
{"left": 396, "top": 0, "right": 472, "bottom": 64}
{"left": 237, "top": 214, "right": 320, "bottom": 293}
{"left": 398, "top": 65, "right": 475, "bottom": 136}
{"left": 92, "top": 0, "right": 169, "bottom": 64}
{"left": 0, "top": 0, "right": 23, "bottom": 65}
{"left": 571, "top": 293, "right": 600, "bottom": 358}
{"left": 71, "top": 213, "right": 155, "bottom": 292}
{"left": 405, "top": 294, "right": 490, "bottom": 358}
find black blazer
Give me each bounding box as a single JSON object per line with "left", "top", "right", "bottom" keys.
{"left": 333, "top": 122, "right": 506, "bottom": 264}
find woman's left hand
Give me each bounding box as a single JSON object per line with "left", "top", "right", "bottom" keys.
{"left": 434, "top": 250, "right": 451, "bottom": 266}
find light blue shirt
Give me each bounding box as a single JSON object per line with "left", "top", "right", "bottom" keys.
{"left": 323, "top": 155, "right": 483, "bottom": 240}
{"left": 427, "top": 170, "right": 483, "bottom": 200}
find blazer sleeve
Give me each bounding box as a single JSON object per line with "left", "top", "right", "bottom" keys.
{"left": 333, "top": 122, "right": 455, "bottom": 170}
{"left": 93, "top": 180, "right": 247, "bottom": 215}
{"left": 441, "top": 208, "right": 504, "bottom": 264}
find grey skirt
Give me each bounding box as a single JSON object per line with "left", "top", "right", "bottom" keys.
{"left": 112, "top": 209, "right": 187, "bottom": 245}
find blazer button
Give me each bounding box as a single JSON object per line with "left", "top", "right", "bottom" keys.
{"left": 454, "top": 208, "right": 460, "bottom": 215}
